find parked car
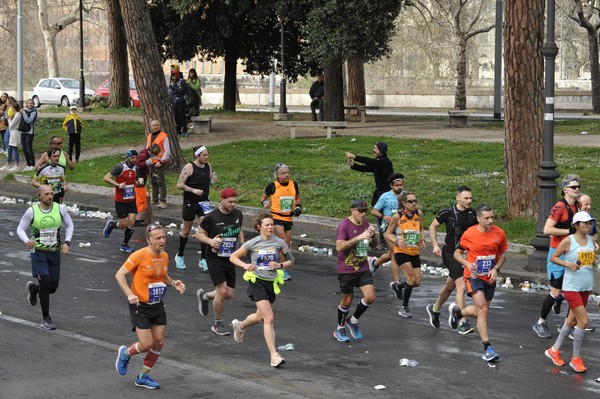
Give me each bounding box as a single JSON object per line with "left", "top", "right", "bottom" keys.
{"left": 32, "top": 78, "right": 95, "bottom": 107}
{"left": 95, "top": 78, "right": 140, "bottom": 107}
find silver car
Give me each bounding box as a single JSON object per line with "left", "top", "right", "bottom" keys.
{"left": 32, "top": 78, "right": 95, "bottom": 107}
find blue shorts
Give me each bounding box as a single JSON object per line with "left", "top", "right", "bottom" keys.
{"left": 31, "top": 251, "right": 61, "bottom": 281}
{"left": 465, "top": 278, "right": 495, "bottom": 301}
{"left": 546, "top": 247, "right": 565, "bottom": 280}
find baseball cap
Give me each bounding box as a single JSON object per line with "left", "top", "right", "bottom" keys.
{"left": 572, "top": 211, "right": 596, "bottom": 225}
{"left": 69, "top": 105, "right": 77, "bottom": 111}
{"left": 350, "top": 199, "right": 368, "bottom": 210}
{"left": 220, "top": 188, "right": 237, "bottom": 200}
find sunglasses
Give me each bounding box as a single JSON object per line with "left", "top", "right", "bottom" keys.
{"left": 566, "top": 185, "right": 580, "bottom": 190}
{"left": 53, "top": 142, "right": 63, "bottom": 145}
{"left": 405, "top": 199, "right": 418, "bottom": 204}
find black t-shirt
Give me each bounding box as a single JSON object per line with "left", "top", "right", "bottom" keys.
{"left": 435, "top": 205, "right": 477, "bottom": 250}
{"left": 200, "top": 207, "right": 244, "bottom": 261}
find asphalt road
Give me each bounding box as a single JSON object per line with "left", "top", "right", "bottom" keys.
{"left": 2, "top": 203, "right": 600, "bottom": 398}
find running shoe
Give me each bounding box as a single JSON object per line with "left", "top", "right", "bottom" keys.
{"left": 482, "top": 346, "right": 500, "bottom": 362}
{"left": 346, "top": 319, "right": 363, "bottom": 340}
{"left": 120, "top": 244, "right": 134, "bottom": 253}
{"left": 368, "top": 256, "right": 379, "bottom": 275}
{"left": 333, "top": 327, "right": 350, "bottom": 342}
{"left": 390, "top": 282, "right": 404, "bottom": 301}
{"left": 398, "top": 306, "right": 412, "bottom": 318}
{"left": 585, "top": 326, "right": 595, "bottom": 332}
{"left": 426, "top": 304, "right": 440, "bottom": 328}
{"left": 26, "top": 281, "right": 37, "bottom": 306}
{"left": 40, "top": 317, "right": 56, "bottom": 330}
{"left": 569, "top": 356, "right": 587, "bottom": 373}
{"left": 458, "top": 320, "right": 475, "bottom": 335}
{"left": 283, "top": 269, "right": 291, "bottom": 281}
{"left": 175, "top": 254, "right": 186, "bottom": 270}
{"left": 103, "top": 220, "right": 114, "bottom": 238}
{"left": 553, "top": 295, "right": 564, "bottom": 314}
{"left": 199, "top": 258, "right": 208, "bottom": 271}
{"left": 448, "top": 303, "right": 460, "bottom": 329}
{"left": 232, "top": 319, "right": 244, "bottom": 343}
{"left": 544, "top": 346, "right": 565, "bottom": 366}
{"left": 271, "top": 352, "right": 286, "bottom": 367}
{"left": 157, "top": 202, "right": 167, "bottom": 209}
{"left": 532, "top": 321, "right": 551, "bottom": 339}
{"left": 196, "top": 288, "right": 209, "bottom": 316}
{"left": 211, "top": 320, "right": 230, "bottom": 336}
{"left": 115, "top": 345, "right": 130, "bottom": 375}
{"left": 135, "top": 373, "right": 160, "bottom": 389}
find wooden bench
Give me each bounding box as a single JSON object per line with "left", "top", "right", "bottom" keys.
{"left": 189, "top": 116, "right": 213, "bottom": 133}
{"left": 448, "top": 110, "right": 468, "bottom": 128}
{"left": 275, "top": 121, "right": 348, "bottom": 139}
{"left": 344, "top": 105, "right": 380, "bottom": 122}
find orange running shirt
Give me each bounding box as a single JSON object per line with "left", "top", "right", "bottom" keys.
{"left": 123, "top": 247, "right": 169, "bottom": 304}
{"left": 459, "top": 225, "right": 508, "bottom": 283}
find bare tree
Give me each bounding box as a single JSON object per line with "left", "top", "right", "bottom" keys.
{"left": 504, "top": 0, "right": 545, "bottom": 218}
{"left": 36, "top": 0, "right": 103, "bottom": 77}
{"left": 106, "top": 0, "right": 130, "bottom": 107}
{"left": 119, "top": 0, "right": 184, "bottom": 169}
{"left": 411, "top": 0, "right": 495, "bottom": 110}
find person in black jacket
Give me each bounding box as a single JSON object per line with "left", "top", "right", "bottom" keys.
{"left": 170, "top": 70, "right": 189, "bottom": 137}
{"left": 309, "top": 73, "right": 324, "bottom": 121}
{"left": 346, "top": 142, "right": 394, "bottom": 246}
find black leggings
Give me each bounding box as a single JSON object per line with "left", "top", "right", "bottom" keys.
{"left": 68, "top": 134, "right": 81, "bottom": 161}
{"left": 21, "top": 134, "right": 35, "bottom": 166}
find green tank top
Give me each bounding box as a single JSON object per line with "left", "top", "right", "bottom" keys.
{"left": 31, "top": 202, "right": 62, "bottom": 251}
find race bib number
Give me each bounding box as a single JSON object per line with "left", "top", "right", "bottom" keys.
{"left": 404, "top": 230, "right": 419, "bottom": 247}
{"left": 279, "top": 196, "right": 294, "bottom": 213}
{"left": 199, "top": 201, "right": 213, "bottom": 214}
{"left": 577, "top": 249, "right": 595, "bottom": 267}
{"left": 475, "top": 255, "right": 495, "bottom": 276}
{"left": 217, "top": 238, "right": 237, "bottom": 257}
{"left": 356, "top": 238, "right": 369, "bottom": 257}
{"left": 256, "top": 249, "right": 277, "bottom": 270}
{"left": 122, "top": 184, "right": 135, "bottom": 200}
{"left": 46, "top": 177, "right": 61, "bottom": 194}
{"left": 39, "top": 228, "right": 58, "bottom": 246}
{"left": 148, "top": 282, "right": 167, "bottom": 304}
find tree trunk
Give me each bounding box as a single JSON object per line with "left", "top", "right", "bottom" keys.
{"left": 223, "top": 49, "right": 239, "bottom": 111}
{"left": 586, "top": 29, "right": 600, "bottom": 113}
{"left": 503, "top": 0, "right": 545, "bottom": 218}
{"left": 346, "top": 57, "right": 365, "bottom": 116}
{"left": 323, "top": 62, "right": 345, "bottom": 122}
{"left": 106, "top": 0, "right": 130, "bottom": 107}
{"left": 119, "top": 0, "right": 185, "bottom": 169}
{"left": 454, "top": 36, "right": 468, "bottom": 110}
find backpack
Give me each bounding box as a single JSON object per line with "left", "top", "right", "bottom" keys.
{"left": 18, "top": 113, "right": 31, "bottom": 132}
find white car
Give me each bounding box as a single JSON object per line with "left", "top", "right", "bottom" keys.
{"left": 32, "top": 78, "right": 95, "bottom": 107}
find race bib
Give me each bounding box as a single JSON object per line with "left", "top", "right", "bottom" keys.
{"left": 122, "top": 184, "right": 135, "bottom": 200}
{"left": 217, "top": 237, "right": 237, "bottom": 257}
{"left": 403, "top": 230, "right": 419, "bottom": 247}
{"left": 279, "top": 196, "right": 294, "bottom": 213}
{"left": 46, "top": 177, "right": 61, "bottom": 194}
{"left": 148, "top": 282, "right": 167, "bottom": 304}
{"left": 199, "top": 201, "right": 213, "bottom": 214}
{"left": 256, "top": 249, "right": 277, "bottom": 270}
{"left": 577, "top": 249, "right": 595, "bottom": 267}
{"left": 356, "top": 238, "right": 369, "bottom": 257}
{"left": 475, "top": 255, "right": 495, "bottom": 276}
{"left": 39, "top": 228, "right": 58, "bottom": 246}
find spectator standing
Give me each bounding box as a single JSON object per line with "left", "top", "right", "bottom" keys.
{"left": 2, "top": 102, "right": 22, "bottom": 171}
{"left": 187, "top": 68, "right": 202, "bottom": 117}
{"left": 0, "top": 92, "right": 8, "bottom": 154}
{"left": 146, "top": 120, "right": 171, "bottom": 209}
{"left": 21, "top": 98, "right": 38, "bottom": 171}
{"left": 170, "top": 70, "right": 189, "bottom": 137}
{"left": 62, "top": 105, "right": 84, "bottom": 163}
{"left": 309, "top": 73, "right": 324, "bottom": 121}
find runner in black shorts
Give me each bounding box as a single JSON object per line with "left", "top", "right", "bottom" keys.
{"left": 194, "top": 188, "right": 244, "bottom": 336}
{"left": 427, "top": 186, "right": 477, "bottom": 333}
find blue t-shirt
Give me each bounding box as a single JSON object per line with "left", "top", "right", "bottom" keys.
{"left": 373, "top": 190, "right": 402, "bottom": 217}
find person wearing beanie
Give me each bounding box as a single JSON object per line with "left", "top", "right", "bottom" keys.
{"left": 346, "top": 142, "right": 394, "bottom": 247}
{"left": 169, "top": 69, "right": 189, "bottom": 137}
{"left": 174, "top": 145, "right": 216, "bottom": 271}
{"left": 193, "top": 187, "right": 244, "bottom": 336}
{"left": 102, "top": 149, "right": 142, "bottom": 253}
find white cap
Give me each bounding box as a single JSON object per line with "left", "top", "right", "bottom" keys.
{"left": 70, "top": 105, "right": 77, "bottom": 111}
{"left": 572, "top": 211, "right": 596, "bottom": 225}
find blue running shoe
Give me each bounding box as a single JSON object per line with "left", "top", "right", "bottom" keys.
{"left": 482, "top": 346, "right": 500, "bottom": 362}
{"left": 199, "top": 258, "right": 208, "bottom": 271}
{"left": 333, "top": 328, "right": 350, "bottom": 342}
{"left": 115, "top": 345, "right": 130, "bottom": 375}
{"left": 283, "top": 269, "right": 291, "bottom": 281}
{"left": 103, "top": 220, "right": 115, "bottom": 238}
{"left": 120, "top": 244, "right": 134, "bottom": 253}
{"left": 346, "top": 320, "right": 363, "bottom": 340}
{"left": 135, "top": 373, "right": 160, "bottom": 389}
{"left": 175, "top": 254, "right": 186, "bottom": 270}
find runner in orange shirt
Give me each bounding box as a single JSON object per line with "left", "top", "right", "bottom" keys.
{"left": 114, "top": 223, "right": 186, "bottom": 389}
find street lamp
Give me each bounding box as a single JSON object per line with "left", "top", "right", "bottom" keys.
{"left": 78, "top": 0, "right": 85, "bottom": 108}
{"left": 527, "top": 0, "right": 560, "bottom": 272}
{"left": 279, "top": 18, "right": 287, "bottom": 114}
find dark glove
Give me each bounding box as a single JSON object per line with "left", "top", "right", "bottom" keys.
{"left": 292, "top": 206, "right": 303, "bottom": 217}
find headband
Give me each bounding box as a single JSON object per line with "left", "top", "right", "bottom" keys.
{"left": 195, "top": 146, "right": 207, "bottom": 157}
{"left": 562, "top": 180, "right": 578, "bottom": 188}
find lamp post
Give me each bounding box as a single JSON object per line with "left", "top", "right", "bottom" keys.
{"left": 279, "top": 18, "right": 287, "bottom": 114}
{"left": 527, "top": 0, "right": 560, "bottom": 272}
{"left": 493, "top": 0, "right": 503, "bottom": 119}
{"left": 78, "top": 0, "right": 85, "bottom": 108}
{"left": 16, "top": 0, "right": 23, "bottom": 106}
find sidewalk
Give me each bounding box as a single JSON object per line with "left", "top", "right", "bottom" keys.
{"left": 1, "top": 178, "right": 547, "bottom": 288}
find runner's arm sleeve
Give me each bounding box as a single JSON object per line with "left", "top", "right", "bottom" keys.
{"left": 60, "top": 205, "right": 74, "bottom": 242}
{"left": 16, "top": 208, "right": 34, "bottom": 243}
